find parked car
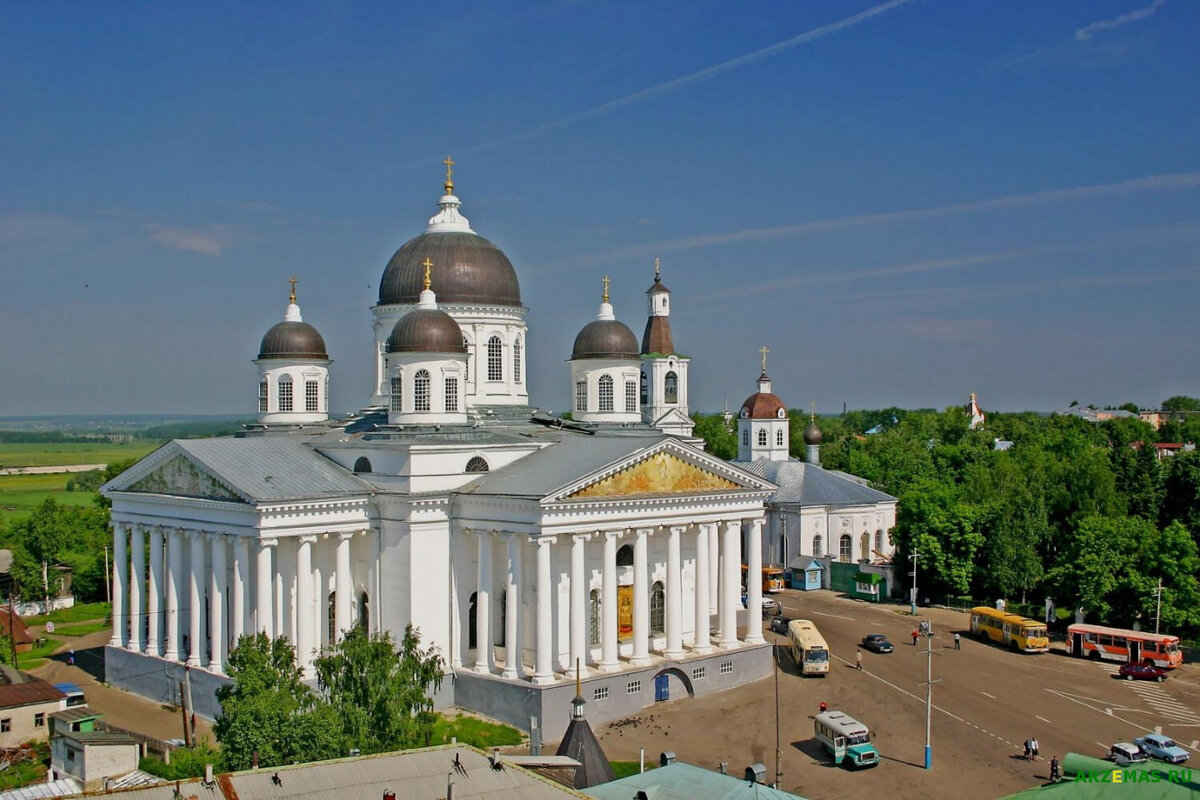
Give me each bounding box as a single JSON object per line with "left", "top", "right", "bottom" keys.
{"left": 1108, "top": 742, "right": 1148, "bottom": 766}
{"left": 1134, "top": 734, "right": 1189, "bottom": 764}
{"left": 743, "top": 594, "right": 779, "bottom": 612}
{"left": 860, "top": 634, "right": 894, "bottom": 654}
{"left": 770, "top": 616, "right": 792, "bottom": 635}
{"left": 1118, "top": 662, "right": 1168, "bottom": 682}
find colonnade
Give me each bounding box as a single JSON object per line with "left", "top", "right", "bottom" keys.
{"left": 110, "top": 522, "right": 363, "bottom": 676}
{"left": 470, "top": 517, "right": 764, "bottom": 684}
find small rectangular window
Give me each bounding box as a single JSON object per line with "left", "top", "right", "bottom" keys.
{"left": 593, "top": 686, "right": 609, "bottom": 701}
{"left": 0, "top": 718, "right": 10, "bottom": 732}
{"left": 575, "top": 380, "right": 587, "bottom": 413}
{"left": 487, "top": 337, "right": 503, "bottom": 382}
{"left": 258, "top": 381, "right": 268, "bottom": 413}
{"left": 305, "top": 380, "right": 319, "bottom": 412}
{"left": 627, "top": 680, "right": 642, "bottom": 694}
{"left": 390, "top": 376, "right": 403, "bottom": 414}
{"left": 33, "top": 713, "right": 44, "bottom": 728}
{"left": 720, "top": 661, "right": 733, "bottom": 675}
{"left": 66, "top": 748, "right": 74, "bottom": 762}
{"left": 278, "top": 380, "right": 293, "bottom": 412}
{"left": 691, "top": 666, "right": 706, "bottom": 680}
{"left": 445, "top": 377, "right": 458, "bottom": 412}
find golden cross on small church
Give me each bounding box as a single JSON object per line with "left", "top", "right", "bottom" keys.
{"left": 443, "top": 155, "right": 455, "bottom": 192}
{"left": 602, "top": 274, "right": 610, "bottom": 303}
{"left": 422, "top": 258, "right": 433, "bottom": 291}
{"left": 288, "top": 276, "right": 297, "bottom": 303}
{"left": 653, "top": 257, "right": 661, "bottom": 277}
{"left": 760, "top": 345, "right": 769, "bottom": 373}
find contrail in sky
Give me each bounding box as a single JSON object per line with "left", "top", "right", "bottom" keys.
{"left": 442, "top": 0, "right": 913, "bottom": 159}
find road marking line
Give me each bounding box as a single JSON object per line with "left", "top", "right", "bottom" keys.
{"left": 1048, "top": 690, "right": 1200, "bottom": 753}
{"left": 832, "top": 653, "right": 962, "bottom": 721}
{"left": 1097, "top": 741, "right": 1108, "bottom": 749}
{"left": 809, "top": 610, "right": 856, "bottom": 621}
{"left": 1036, "top": 715, "right": 1052, "bottom": 724}
{"left": 1191, "top": 740, "right": 1198, "bottom": 749}
{"left": 982, "top": 691, "right": 996, "bottom": 700}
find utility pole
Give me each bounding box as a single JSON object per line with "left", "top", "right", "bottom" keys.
{"left": 909, "top": 551, "right": 920, "bottom": 616}
{"left": 1154, "top": 579, "right": 1164, "bottom": 635}
{"left": 774, "top": 644, "right": 782, "bottom": 789}
{"left": 916, "top": 627, "right": 940, "bottom": 769}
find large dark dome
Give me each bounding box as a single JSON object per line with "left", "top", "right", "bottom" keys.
{"left": 378, "top": 232, "right": 521, "bottom": 307}
{"left": 386, "top": 308, "right": 468, "bottom": 354}
{"left": 258, "top": 321, "right": 328, "bottom": 360}
{"left": 572, "top": 319, "right": 639, "bottom": 360}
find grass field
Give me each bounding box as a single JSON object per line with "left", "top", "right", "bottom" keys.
{"left": 27, "top": 602, "right": 109, "bottom": 626}
{"left": 0, "top": 441, "right": 160, "bottom": 470}
{"left": 0, "top": 473, "right": 97, "bottom": 523}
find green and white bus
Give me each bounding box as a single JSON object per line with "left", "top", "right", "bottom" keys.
{"left": 788, "top": 619, "right": 830, "bottom": 676}
{"left": 814, "top": 710, "right": 879, "bottom": 769}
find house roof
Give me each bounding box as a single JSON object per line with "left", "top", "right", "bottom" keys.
{"left": 585, "top": 762, "right": 809, "bottom": 800}
{"left": 0, "top": 778, "right": 82, "bottom": 800}
{"left": 57, "top": 730, "right": 141, "bottom": 747}
{"left": 555, "top": 703, "right": 615, "bottom": 789}
{"left": 734, "top": 459, "right": 895, "bottom": 507}
{"left": 0, "top": 608, "right": 32, "bottom": 646}
{"left": 50, "top": 706, "right": 99, "bottom": 724}
{"left": 0, "top": 670, "right": 65, "bottom": 709}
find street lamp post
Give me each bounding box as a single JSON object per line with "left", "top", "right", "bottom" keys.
{"left": 1154, "top": 579, "right": 1164, "bottom": 635}
{"left": 909, "top": 551, "right": 920, "bottom": 616}
{"left": 916, "top": 628, "right": 939, "bottom": 769}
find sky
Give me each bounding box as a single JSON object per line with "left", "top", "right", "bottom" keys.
{"left": 2, "top": 0, "right": 1198, "bottom": 417}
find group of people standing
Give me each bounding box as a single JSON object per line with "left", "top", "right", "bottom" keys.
{"left": 1023, "top": 737, "right": 1040, "bottom": 760}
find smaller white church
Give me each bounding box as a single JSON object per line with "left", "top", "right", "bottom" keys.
{"left": 101, "top": 166, "right": 897, "bottom": 739}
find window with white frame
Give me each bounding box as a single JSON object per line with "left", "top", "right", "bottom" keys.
{"left": 876, "top": 530, "right": 885, "bottom": 554}
{"left": 514, "top": 336, "right": 522, "bottom": 384}
{"left": 575, "top": 380, "right": 587, "bottom": 412}
{"left": 720, "top": 661, "right": 733, "bottom": 675}
{"left": 625, "top": 381, "right": 637, "bottom": 412}
{"left": 593, "top": 686, "right": 609, "bottom": 701}
{"left": 839, "top": 534, "right": 852, "bottom": 562}
{"left": 757, "top": 428, "right": 767, "bottom": 447}
{"left": 692, "top": 666, "right": 706, "bottom": 680}
{"left": 664, "top": 371, "right": 678, "bottom": 403}
{"left": 278, "top": 376, "right": 293, "bottom": 412}
{"left": 776, "top": 429, "right": 784, "bottom": 446}
{"left": 813, "top": 535, "right": 823, "bottom": 557}
{"left": 414, "top": 369, "right": 430, "bottom": 412}
{"left": 445, "top": 377, "right": 458, "bottom": 412}
{"left": 487, "top": 336, "right": 503, "bottom": 381}
{"left": 627, "top": 680, "right": 642, "bottom": 694}
{"left": 742, "top": 429, "right": 749, "bottom": 446}
{"left": 390, "top": 376, "right": 403, "bottom": 414}
{"left": 650, "top": 581, "right": 665, "bottom": 634}
{"left": 258, "top": 380, "right": 268, "bottom": 413}
{"left": 306, "top": 380, "right": 319, "bottom": 412}
{"left": 598, "top": 375, "right": 614, "bottom": 412}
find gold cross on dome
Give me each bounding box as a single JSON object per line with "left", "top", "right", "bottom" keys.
{"left": 760, "top": 345, "right": 769, "bottom": 373}
{"left": 602, "top": 275, "right": 610, "bottom": 303}
{"left": 288, "top": 276, "right": 297, "bottom": 304}
{"left": 443, "top": 155, "right": 455, "bottom": 193}
{"left": 653, "top": 257, "right": 661, "bottom": 277}
{"left": 422, "top": 258, "right": 433, "bottom": 291}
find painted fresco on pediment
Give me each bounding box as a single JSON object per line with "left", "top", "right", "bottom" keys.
{"left": 567, "top": 452, "right": 739, "bottom": 499}
{"left": 128, "top": 455, "right": 244, "bottom": 502}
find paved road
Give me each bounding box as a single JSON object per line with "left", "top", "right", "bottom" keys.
{"left": 0, "top": 464, "right": 106, "bottom": 476}
{"left": 592, "top": 589, "right": 1200, "bottom": 800}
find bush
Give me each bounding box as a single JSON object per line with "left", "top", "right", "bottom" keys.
{"left": 140, "top": 739, "right": 220, "bottom": 780}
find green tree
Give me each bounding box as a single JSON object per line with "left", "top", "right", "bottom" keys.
{"left": 1160, "top": 451, "right": 1200, "bottom": 540}
{"left": 313, "top": 625, "right": 445, "bottom": 754}
{"left": 1161, "top": 396, "right": 1200, "bottom": 413}
{"left": 1044, "top": 515, "right": 1137, "bottom": 622}
{"left": 892, "top": 479, "right": 983, "bottom": 596}
{"left": 691, "top": 413, "right": 736, "bottom": 460}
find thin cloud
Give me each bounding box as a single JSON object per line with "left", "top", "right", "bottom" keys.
{"left": 432, "top": 0, "right": 913, "bottom": 162}
{"left": 147, "top": 225, "right": 236, "bottom": 256}
{"left": 1076, "top": 0, "right": 1167, "bottom": 41}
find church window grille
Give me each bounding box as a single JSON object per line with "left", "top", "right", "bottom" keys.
{"left": 720, "top": 660, "right": 733, "bottom": 675}
{"left": 625, "top": 381, "right": 637, "bottom": 412}
{"left": 593, "top": 686, "right": 609, "bottom": 701}
{"left": 860, "top": 533, "right": 870, "bottom": 561}
{"left": 640, "top": 370, "right": 648, "bottom": 404}
{"left": 664, "top": 371, "right": 678, "bottom": 404}
{"left": 876, "top": 530, "right": 885, "bottom": 555}
{"left": 414, "top": 370, "right": 430, "bottom": 412}
{"left": 692, "top": 666, "right": 706, "bottom": 680}
{"left": 513, "top": 336, "right": 522, "bottom": 384}
{"left": 445, "top": 377, "right": 459, "bottom": 412}
{"left": 598, "top": 375, "right": 614, "bottom": 412}
{"left": 575, "top": 380, "right": 587, "bottom": 412}
{"left": 776, "top": 429, "right": 784, "bottom": 447}
{"left": 757, "top": 428, "right": 768, "bottom": 447}
{"left": 650, "top": 581, "right": 665, "bottom": 634}
{"left": 390, "top": 376, "right": 403, "bottom": 414}
{"left": 627, "top": 680, "right": 642, "bottom": 694}
{"left": 258, "top": 380, "right": 268, "bottom": 413}
{"left": 742, "top": 429, "right": 749, "bottom": 447}
{"left": 589, "top": 589, "right": 601, "bottom": 646}
{"left": 305, "top": 380, "right": 319, "bottom": 412}
{"left": 813, "top": 535, "right": 823, "bottom": 557}
{"left": 839, "top": 534, "right": 852, "bottom": 562}
{"left": 353, "top": 457, "right": 372, "bottom": 474}
{"left": 487, "top": 336, "right": 503, "bottom": 381}
{"left": 278, "top": 376, "right": 293, "bottom": 412}
{"left": 466, "top": 456, "right": 489, "bottom": 473}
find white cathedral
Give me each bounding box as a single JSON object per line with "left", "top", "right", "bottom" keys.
{"left": 102, "top": 166, "right": 897, "bottom": 738}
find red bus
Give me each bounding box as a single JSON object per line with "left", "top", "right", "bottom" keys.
{"left": 1067, "top": 623, "right": 1182, "bottom": 669}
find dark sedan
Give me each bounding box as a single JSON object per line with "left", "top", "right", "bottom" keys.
{"left": 1118, "top": 662, "right": 1168, "bottom": 682}
{"left": 770, "top": 616, "right": 792, "bottom": 635}
{"left": 861, "top": 634, "right": 894, "bottom": 654}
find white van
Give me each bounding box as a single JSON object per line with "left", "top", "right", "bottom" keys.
{"left": 1109, "top": 742, "right": 1148, "bottom": 766}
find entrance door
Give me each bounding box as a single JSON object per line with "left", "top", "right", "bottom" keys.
{"left": 1071, "top": 632, "right": 1083, "bottom": 657}
{"left": 654, "top": 673, "right": 669, "bottom": 702}
{"left": 1129, "top": 640, "right": 1141, "bottom": 664}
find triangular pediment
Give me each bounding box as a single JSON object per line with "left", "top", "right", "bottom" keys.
{"left": 566, "top": 451, "right": 740, "bottom": 499}
{"left": 126, "top": 454, "right": 245, "bottom": 503}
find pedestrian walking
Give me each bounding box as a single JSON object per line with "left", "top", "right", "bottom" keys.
{"left": 1031, "top": 737, "right": 1039, "bottom": 761}
{"left": 856, "top": 649, "right": 863, "bottom": 670}
{"left": 67, "top": 649, "right": 75, "bottom": 666}
{"left": 911, "top": 630, "right": 919, "bottom": 646}
{"left": 1023, "top": 739, "right": 1032, "bottom": 761}
{"left": 954, "top": 632, "right": 961, "bottom": 650}
{"left": 1050, "top": 756, "right": 1061, "bottom": 782}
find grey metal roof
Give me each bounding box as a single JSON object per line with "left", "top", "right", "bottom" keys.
{"left": 735, "top": 459, "right": 895, "bottom": 507}
{"left": 173, "top": 437, "right": 372, "bottom": 503}
{"left": 0, "top": 778, "right": 81, "bottom": 800}
{"left": 90, "top": 745, "right": 587, "bottom": 800}
{"left": 585, "top": 762, "right": 808, "bottom": 800}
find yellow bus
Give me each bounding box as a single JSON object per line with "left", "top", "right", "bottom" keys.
{"left": 969, "top": 607, "right": 1049, "bottom": 653}
{"left": 788, "top": 619, "right": 831, "bottom": 676}
{"left": 742, "top": 565, "right": 786, "bottom": 594}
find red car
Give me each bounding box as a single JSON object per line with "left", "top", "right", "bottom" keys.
{"left": 1118, "top": 662, "right": 1168, "bottom": 682}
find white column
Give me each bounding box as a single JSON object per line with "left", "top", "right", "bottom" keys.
{"left": 708, "top": 520, "right": 719, "bottom": 615}
{"left": 129, "top": 523, "right": 145, "bottom": 652}
{"left": 209, "top": 534, "right": 226, "bottom": 674}
{"left": 719, "top": 520, "right": 740, "bottom": 648}
{"left": 502, "top": 535, "right": 523, "bottom": 679}
{"left": 631, "top": 528, "right": 651, "bottom": 666}
{"left": 145, "top": 526, "right": 163, "bottom": 656}
{"left": 110, "top": 522, "right": 128, "bottom": 648}
{"left": 599, "top": 531, "right": 620, "bottom": 671}
{"left": 164, "top": 528, "right": 182, "bottom": 660}
{"left": 187, "top": 532, "right": 204, "bottom": 666}
{"left": 474, "top": 532, "right": 493, "bottom": 674}
{"left": 335, "top": 533, "right": 353, "bottom": 640}
{"left": 533, "top": 536, "right": 555, "bottom": 685}
{"left": 295, "top": 536, "right": 316, "bottom": 676}
{"left": 693, "top": 525, "right": 713, "bottom": 653}
{"left": 232, "top": 538, "right": 249, "bottom": 646}
{"left": 664, "top": 526, "right": 684, "bottom": 659}
{"left": 256, "top": 540, "right": 275, "bottom": 638}
{"left": 569, "top": 534, "right": 590, "bottom": 675}
{"left": 745, "top": 518, "right": 765, "bottom": 644}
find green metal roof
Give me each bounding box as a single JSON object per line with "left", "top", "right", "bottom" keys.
{"left": 999, "top": 753, "right": 1200, "bottom": 799}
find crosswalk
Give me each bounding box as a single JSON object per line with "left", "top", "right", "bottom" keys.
{"left": 1097, "top": 663, "right": 1200, "bottom": 725}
